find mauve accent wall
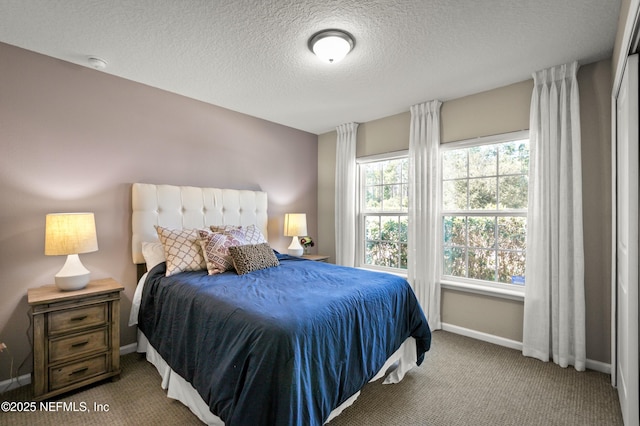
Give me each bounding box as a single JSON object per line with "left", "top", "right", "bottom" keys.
{"left": 0, "top": 42, "right": 318, "bottom": 381}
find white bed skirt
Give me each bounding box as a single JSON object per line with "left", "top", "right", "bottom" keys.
{"left": 137, "top": 331, "right": 418, "bottom": 425}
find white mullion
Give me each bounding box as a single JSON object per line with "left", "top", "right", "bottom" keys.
{"left": 494, "top": 215, "right": 498, "bottom": 282}
{"left": 465, "top": 150, "right": 470, "bottom": 277}
{"left": 464, "top": 214, "right": 469, "bottom": 278}
{"left": 494, "top": 144, "right": 499, "bottom": 283}
{"left": 441, "top": 210, "right": 526, "bottom": 217}
{"left": 496, "top": 143, "right": 501, "bottom": 211}
{"left": 363, "top": 212, "right": 407, "bottom": 217}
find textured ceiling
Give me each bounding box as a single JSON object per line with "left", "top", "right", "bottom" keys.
{"left": 0, "top": 0, "right": 621, "bottom": 135}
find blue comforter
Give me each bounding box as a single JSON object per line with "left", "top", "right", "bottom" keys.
{"left": 138, "top": 254, "right": 430, "bottom": 425}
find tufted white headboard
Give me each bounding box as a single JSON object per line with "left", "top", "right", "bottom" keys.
{"left": 131, "top": 183, "right": 268, "bottom": 264}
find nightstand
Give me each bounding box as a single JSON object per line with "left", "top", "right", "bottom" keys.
{"left": 27, "top": 278, "right": 124, "bottom": 401}
{"left": 301, "top": 254, "right": 330, "bottom": 262}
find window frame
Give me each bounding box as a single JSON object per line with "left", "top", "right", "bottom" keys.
{"left": 356, "top": 150, "right": 409, "bottom": 274}
{"left": 439, "top": 130, "right": 529, "bottom": 298}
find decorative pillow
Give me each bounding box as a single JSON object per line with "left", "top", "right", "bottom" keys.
{"left": 141, "top": 241, "right": 166, "bottom": 270}
{"left": 155, "top": 226, "right": 207, "bottom": 276}
{"left": 209, "top": 226, "right": 246, "bottom": 244}
{"left": 228, "top": 243, "right": 279, "bottom": 275}
{"left": 242, "top": 224, "right": 268, "bottom": 244}
{"left": 210, "top": 224, "right": 267, "bottom": 245}
{"left": 197, "top": 229, "right": 243, "bottom": 275}
{"left": 209, "top": 224, "right": 240, "bottom": 234}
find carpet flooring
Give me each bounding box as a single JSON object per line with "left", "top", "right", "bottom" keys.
{"left": 0, "top": 331, "right": 623, "bottom": 425}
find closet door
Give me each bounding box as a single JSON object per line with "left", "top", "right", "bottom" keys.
{"left": 616, "top": 53, "right": 639, "bottom": 426}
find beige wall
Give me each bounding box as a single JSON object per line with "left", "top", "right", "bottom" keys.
{"left": 356, "top": 112, "right": 410, "bottom": 158}
{"left": 317, "top": 131, "right": 337, "bottom": 263}
{"left": 0, "top": 42, "right": 318, "bottom": 381}
{"left": 317, "top": 59, "right": 612, "bottom": 363}
{"left": 580, "top": 60, "right": 613, "bottom": 363}
{"left": 441, "top": 80, "right": 532, "bottom": 143}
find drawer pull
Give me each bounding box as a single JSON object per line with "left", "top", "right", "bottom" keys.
{"left": 71, "top": 341, "right": 89, "bottom": 348}
{"left": 69, "top": 367, "right": 89, "bottom": 376}
{"left": 70, "top": 315, "right": 88, "bottom": 322}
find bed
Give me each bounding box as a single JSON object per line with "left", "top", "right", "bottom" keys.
{"left": 129, "top": 183, "right": 431, "bottom": 425}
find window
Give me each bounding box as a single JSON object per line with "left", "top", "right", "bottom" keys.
{"left": 441, "top": 132, "right": 529, "bottom": 287}
{"left": 358, "top": 153, "right": 408, "bottom": 271}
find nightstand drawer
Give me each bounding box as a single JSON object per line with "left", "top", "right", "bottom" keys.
{"left": 49, "top": 328, "right": 108, "bottom": 363}
{"left": 48, "top": 304, "right": 107, "bottom": 334}
{"left": 49, "top": 354, "right": 108, "bottom": 391}
{"left": 29, "top": 279, "right": 124, "bottom": 400}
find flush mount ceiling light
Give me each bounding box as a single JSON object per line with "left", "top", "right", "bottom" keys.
{"left": 87, "top": 56, "right": 107, "bottom": 70}
{"left": 308, "top": 29, "right": 355, "bottom": 64}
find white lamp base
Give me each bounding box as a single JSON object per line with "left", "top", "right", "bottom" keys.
{"left": 287, "top": 236, "right": 304, "bottom": 257}
{"left": 54, "top": 254, "right": 91, "bottom": 291}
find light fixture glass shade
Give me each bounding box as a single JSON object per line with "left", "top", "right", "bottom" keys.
{"left": 309, "top": 30, "right": 355, "bottom": 63}
{"left": 284, "top": 213, "right": 307, "bottom": 256}
{"left": 45, "top": 213, "right": 98, "bottom": 291}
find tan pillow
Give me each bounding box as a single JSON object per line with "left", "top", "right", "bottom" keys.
{"left": 155, "top": 226, "right": 207, "bottom": 276}
{"left": 228, "top": 243, "right": 279, "bottom": 275}
{"left": 197, "top": 229, "right": 243, "bottom": 275}
{"left": 210, "top": 224, "right": 267, "bottom": 245}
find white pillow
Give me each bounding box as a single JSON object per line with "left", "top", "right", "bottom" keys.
{"left": 141, "top": 241, "right": 166, "bottom": 270}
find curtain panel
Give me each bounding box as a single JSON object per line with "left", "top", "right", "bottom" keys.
{"left": 335, "top": 122, "right": 359, "bottom": 267}
{"left": 408, "top": 100, "right": 442, "bottom": 329}
{"left": 523, "top": 61, "right": 586, "bottom": 371}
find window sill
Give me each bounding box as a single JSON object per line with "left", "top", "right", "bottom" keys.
{"left": 354, "top": 269, "right": 524, "bottom": 302}
{"left": 440, "top": 279, "right": 524, "bottom": 301}
{"left": 356, "top": 266, "right": 408, "bottom": 279}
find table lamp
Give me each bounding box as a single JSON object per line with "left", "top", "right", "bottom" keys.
{"left": 45, "top": 212, "right": 98, "bottom": 291}
{"left": 284, "top": 213, "right": 307, "bottom": 257}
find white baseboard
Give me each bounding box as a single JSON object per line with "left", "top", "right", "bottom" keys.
{"left": 120, "top": 342, "right": 138, "bottom": 355}
{"left": 441, "top": 322, "right": 611, "bottom": 375}
{"left": 585, "top": 358, "right": 611, "bottom": 375}
{"left": 441, "top": 322, "right": 523, "bottom": 351}
{"left": 0, "top": 343, "right": 141, "bottom": 392}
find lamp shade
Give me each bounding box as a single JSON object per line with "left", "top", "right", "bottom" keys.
{"left": 284, "top": 213, "right": 307, "bottom": 237}
{"left": 309, "top": 30, "right": 355, "bottom": 63}
{"left": 45, "top": 213, "right": 98, "bottom": 255}
{"left": 45, "top": 213, "right": 98, "bottom": 291}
